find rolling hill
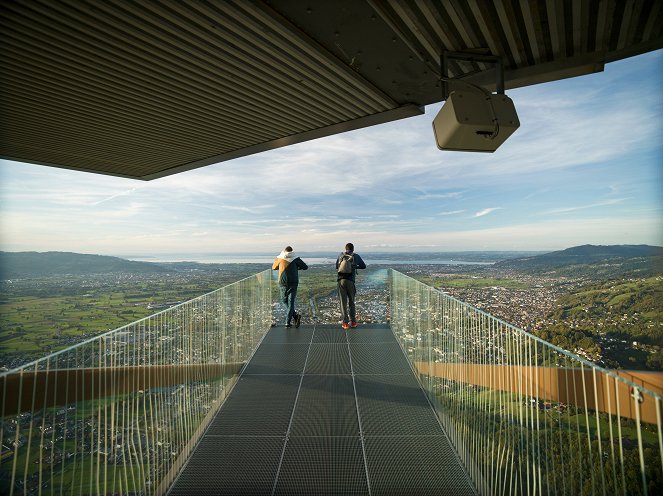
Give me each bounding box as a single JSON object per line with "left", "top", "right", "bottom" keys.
{"left": 0, "top": 251, "right": 168, "bottom": 279}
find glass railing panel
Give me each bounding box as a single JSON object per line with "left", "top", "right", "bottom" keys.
{"left": 0, "top": 270, "right": 272, "bottom": 496}
{"left": 389, "top": 269, "right": 663, "bottom": 496}
{"left": 269, "top": 265, "right": 390, "bottom": 326}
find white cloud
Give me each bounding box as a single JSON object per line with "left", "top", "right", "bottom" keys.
{"left": 415, "top": 189, "right": 465, "bottom": 200}
{"left": 216, "top": 204, "right": 277, "bottom": 214}
{"left": 543, "top": 198, "right": 628, "bottom": 214}
{"left": 474, "top": 207, "right": 502, "bottom": 217}
{"left": 307, "top": 216, "right": 656, "bottom": 252}
{"left": 92, "top": 187, "right": 140, "bottom": 205}
{"left": 1, "top": 52, "right": 661, "bottom": 256}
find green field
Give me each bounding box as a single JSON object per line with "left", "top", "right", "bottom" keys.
{"left": 0, "top": 265, "right": 358, "bottom": 368}
{"left": 0, "top": 267, "right": 263, "bottom": 368}
{"left": 0, "top": 294, "right": 152, "bottom": 353}
{"left": 412, "top": 274, "right": 530, "bottom": 290}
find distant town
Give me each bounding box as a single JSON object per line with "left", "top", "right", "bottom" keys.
{"left": 1, "top": 246, "right": 661, "bottom": 372}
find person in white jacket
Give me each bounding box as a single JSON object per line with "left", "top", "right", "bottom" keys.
{"left": 272, "top": 246, "right": 308, "bottom": 327}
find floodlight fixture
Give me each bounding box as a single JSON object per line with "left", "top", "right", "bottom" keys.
{"left": 433, "top": 52, "right": 520, "bottom": 152}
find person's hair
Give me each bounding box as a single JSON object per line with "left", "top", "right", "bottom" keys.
{"left": 284, "top": 246, "right": 293, "bottom": 252}
{"left": 345, "top": 243, "right": 354, "bottom": 252}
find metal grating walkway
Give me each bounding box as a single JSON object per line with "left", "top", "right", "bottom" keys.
{"left": 168, "top": 324, "right": 476, "bottom": 495}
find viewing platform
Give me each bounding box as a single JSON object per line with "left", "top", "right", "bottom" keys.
{"left": 1, "top": 269, "right": 661, "bottom": 495}
{"left": 169, "top": 324, "right": 475, "bottom": 495}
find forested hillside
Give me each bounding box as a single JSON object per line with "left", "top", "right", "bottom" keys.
{"left": 535, "top": 277, "right": 663, "bottom": 370}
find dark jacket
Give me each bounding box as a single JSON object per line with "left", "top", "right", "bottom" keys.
{"left": 336, "top": 252, "right": 366, "bottom": 282}
{"left": 272, "top": 250, "right": 308, "bottom": 286}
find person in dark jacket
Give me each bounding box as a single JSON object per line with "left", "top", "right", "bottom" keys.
{"left": 335, "top": 242, "right": 366, "bottom": 329}
{"left": 272, "top": 246, "right": 308, "bottom": 327}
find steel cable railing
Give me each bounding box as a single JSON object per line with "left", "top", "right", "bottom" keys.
{"left": 0, "top": 270, "right": 272, "bottom": 496}
{"left": 389, "top": 269, "right": 662, "bottom": 496}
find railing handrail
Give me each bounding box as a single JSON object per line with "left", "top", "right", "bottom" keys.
{"left": 389, "top": 268, "right": 663, "bottom": 402}
{"left": 0, "top": 269, "right": 272, "bottom": 377}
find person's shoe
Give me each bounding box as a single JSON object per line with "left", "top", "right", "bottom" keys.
{"left": 294, "top": 313, "right": 302, "bottom": 328}
{"left": 341, "top": 322, "right": 349, "bottom": 330}
{"left": 285, "top": 323, "right": 292, "bottom": 328}
{"left": 350, "top": 321, "right": 358, "bottom": 328}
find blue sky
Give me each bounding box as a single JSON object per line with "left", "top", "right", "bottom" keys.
{"left": 1, "top": 50, "right": 662, "bottom": 256}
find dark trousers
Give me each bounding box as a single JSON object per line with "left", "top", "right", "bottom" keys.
{"left": 280, "top": 285, "right": 298, "bottom": 324}
{"left": 337, "top": 278, "right": 356, "bottom": 323}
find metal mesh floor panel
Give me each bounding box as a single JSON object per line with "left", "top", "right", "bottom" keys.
{"left": 242, "top": 343, "right": 310, "bottom": 374}
{"left": 171, "top": 324, "right": 474, "bottom": 494}
{"left": 274, "top": 436, "right": 369, "bottom": 496}
{"left": 290, "top": 375, "right": 359, "bottom": 437}
{"left": 355, "top": 374, "right": 444, "bottom": 436}
{"left": 206, "top": 375, "right": 301, "bottom": 436}
{"left": 365, "top": 436, "right": 475, "bottom": 495}
{"left": 350, "top": 342, "right": 413, "bottom": 374}
{"left": 347, "top": 326, "right": 397, "bottom": 343}
{"left": 262, "top": 326, "right": 315, "bottom": 344}
{"left": 305, "top": 344, "right": 352, "bottom": 374}
{"left": 312, "top": 326, "right": 349, "bottom": 343}
{"left": 169, "top": 436, "right": 284, "bottom": 496}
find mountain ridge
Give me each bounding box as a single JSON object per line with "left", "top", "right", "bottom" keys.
{"left": 2, "top": 245, "right": 662, "bottom": 279}
{"left": 495, "top": 244, "right": 663, "bottom": 277}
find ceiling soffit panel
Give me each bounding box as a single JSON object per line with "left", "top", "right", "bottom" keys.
{"left": 439, "top": 0, "right": 660, "bottom": 88}
{"left": 271, "top": 0, "right": 662, "bottom": 98}
{"left": 0, "top": 0, "right": 419, "bottom": 180}
{"left": 1, "top": 0, "right": 662, "bottom": 180}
